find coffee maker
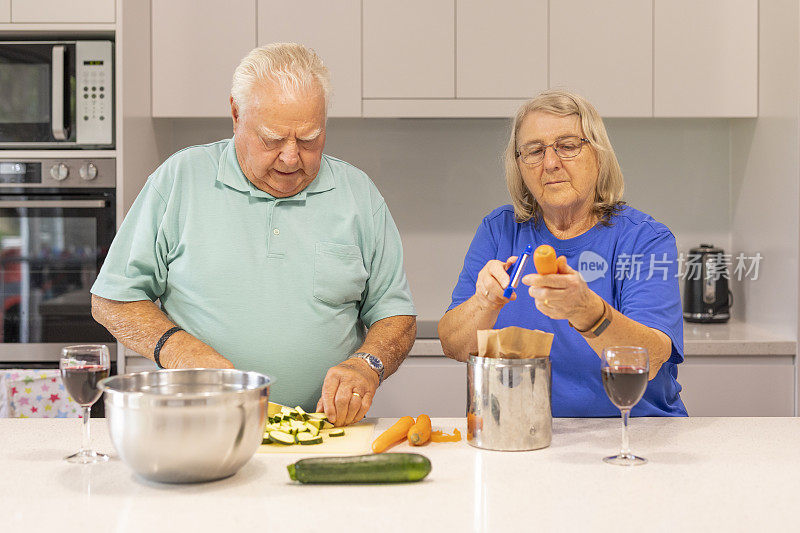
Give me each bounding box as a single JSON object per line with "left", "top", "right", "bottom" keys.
{"left": 683, "top": 244, "right": 732, "bottom": 323}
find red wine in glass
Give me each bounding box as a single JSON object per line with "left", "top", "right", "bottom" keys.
{"left": 601, "top": 346, "right": 649, "bottom": 466}
{"left": 601, "top": 366, "right": 648, "bottom": 409}
{"left": 61, "top": 365, "right": 109, "bottom": 406}
{"left": 59, "top": 345, "right": 110, "bottom": 464}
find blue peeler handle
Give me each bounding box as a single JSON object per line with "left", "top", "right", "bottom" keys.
{"left": 503, "top": 244, "right": 533, "bottom": 298}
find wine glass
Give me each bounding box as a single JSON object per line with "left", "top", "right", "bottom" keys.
{"left": 59, "top": 345, "right": 110, "bottom": 464}
{"left": 601, "top": 346, "right": 649, "bottom": 466}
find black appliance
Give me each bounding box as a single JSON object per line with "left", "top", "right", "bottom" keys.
{"left": 0, "top": 157, "right": 116, "bottom": 382}
{"left": 683, "top": 244, "right": 732, "bottom": 323}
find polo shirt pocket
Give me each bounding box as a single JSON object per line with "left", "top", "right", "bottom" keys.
{"left": 313, "top": 242, "right": 368, "bottom": 306}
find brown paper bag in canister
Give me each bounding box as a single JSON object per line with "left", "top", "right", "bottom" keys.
{"left": 476, "top": 326, "right": 554, "bottom": 358}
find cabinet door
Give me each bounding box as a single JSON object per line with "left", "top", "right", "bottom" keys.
{"left": 363, "top": 0, "right": 454, "bottom": 98}
{"left": 368, "top": 357, "right": 466, "bottom": 418}
{"left": 654, "top": 0, "right": 757, "bottom": 117}
{"left": 457, "top": 0, "right": 546, "bottom": 99}
{"left": 151, "top": 0, "right": 256, "bottom": 118}
{"left": 257, "top": 0, "right": 361, "bottom": 117}
{"left": 11, "top": 0, "right": 114, "bottom": 23}
{"left": 0, "top": 0, "right": 9, "bottom": 23}
{"left": 679, "top": 356, "right": 794, "bottom": 416}
{"left": 550, "top": 0, "right": 651, "bottom": 117}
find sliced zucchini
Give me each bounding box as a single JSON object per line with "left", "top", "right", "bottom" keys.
{"left": 328, "top": 428, "right": 345, "bottom": 437}
{"left": 297, "top": 433, "right": 323, "bottom": 445}
{"left": 295, "top": 406, "right": 309, "bottom": 420}
{"left": 304, "top": 424, "right": 320, "bottom": 437}
{"left": 269, "top": 430, "right": 296, "bottom": 445}
{"left": 308, "top": 412, "right": 328, "bottom": 421}
{"left": 306, "top": 419, "right": 325, "bottom": 430}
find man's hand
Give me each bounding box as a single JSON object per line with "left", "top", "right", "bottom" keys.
{"left": 316, "top": 358, "right": 379, "bottom": 427}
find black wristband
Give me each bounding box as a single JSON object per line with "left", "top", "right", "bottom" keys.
{"left": 154, "top": 326, "right": 183, "bottom": 369}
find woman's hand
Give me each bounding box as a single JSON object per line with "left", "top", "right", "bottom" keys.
{"left": 521, "top": 256, "right": 604, "bottom": 329}
{"left": 475, "top": 256, "right": 518, "bottom": 310}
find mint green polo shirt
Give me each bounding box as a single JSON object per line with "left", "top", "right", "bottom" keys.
{"left": 91, "top": 138, "right": 416, "bottom": 410}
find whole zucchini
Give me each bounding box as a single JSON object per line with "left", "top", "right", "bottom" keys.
{"left": 287, "top": 453, "right": 432, "bottom": 484}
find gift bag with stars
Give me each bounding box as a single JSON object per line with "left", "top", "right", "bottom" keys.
{"left": 0, "top": 370, "right": 82, "bottom": 418}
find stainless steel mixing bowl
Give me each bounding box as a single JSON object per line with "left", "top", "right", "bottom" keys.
{"left": 99, "top": 368, "right": 271, "bottom": 483}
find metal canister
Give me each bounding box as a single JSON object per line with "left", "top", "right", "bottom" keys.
{"left": 467, "top": 355, "right": 552, "bottom": 451}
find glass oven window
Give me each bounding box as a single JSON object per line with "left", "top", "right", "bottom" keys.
{"left": 0, "top": 202, "right": 114, "bottom": 343}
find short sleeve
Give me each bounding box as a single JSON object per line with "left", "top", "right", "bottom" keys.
{"left": 446, "top": 216, "right": 499, "bottom": 312}
{"left": 617, "top": 225, "right": 684, "bottom": 364}
{"left": 90, "top": 178, "right": 170, "bottom": 302}
{"left": 358, "top": 202, "right": 417, "bottom": 327}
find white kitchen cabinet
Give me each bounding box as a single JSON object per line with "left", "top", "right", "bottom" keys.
{"left": 654, "top": 0, "right": 758, "bottom": 117}
{"left": 369, "top": 357, "right": 467, "bottom": 418}
{"left": 369, "top": 354, "right": 795, "bottom": 419}
{"left": 257, "top": 0, "right": 361, "bottom": 117}
{"left": 0, "top": 0, "right": 9, "bottom": 23}
{"left": 10, "top": 0, "right": 114, "bottom": 23}
{"left": 550, "top": 0, "right": 652, "bottom": 117}
{"left": 363, "top": 0, "right": 454, "bottom": 98}
{"left": 456, "top": 0, "right": 546, "bottom": 99}
{"left": 678, "top": 356, "right": 795, "bottom": 416}
{"left": 151, "top": 0, "right": 256, "bottom": 118}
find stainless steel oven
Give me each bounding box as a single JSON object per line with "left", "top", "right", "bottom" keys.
{"left": 0, "top": 157, "right": 116, "bottom": 368}
{"left": 0, "top": 40, "right": 113, "bottom": 148}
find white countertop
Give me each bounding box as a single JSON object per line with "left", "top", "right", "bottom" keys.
{"left": 411, "top": 319, "right": 797, "bottom": 356}
{"left": 3, "top": 417, "right": 800, "bottom": 532}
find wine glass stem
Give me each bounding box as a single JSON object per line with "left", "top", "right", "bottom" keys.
{"left": 81, "top": 405, "right": 91, "bottom": 452}
{"left": 620, "top": 408, "right": 631, "bottom": 457}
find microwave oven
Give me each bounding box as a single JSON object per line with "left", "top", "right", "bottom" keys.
{"left": 0, "top": 40, "right": 113, "bottom": 149}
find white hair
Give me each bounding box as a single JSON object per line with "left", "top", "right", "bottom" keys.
{"left": 231, "top": 43, "right": 331, "bottom": 112}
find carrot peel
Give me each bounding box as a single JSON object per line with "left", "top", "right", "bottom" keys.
{"left": 430, "top": 428, "right": 461, "bottom": 443}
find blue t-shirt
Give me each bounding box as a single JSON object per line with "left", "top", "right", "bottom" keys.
{"left": 448, "top": 205, "right": 687, "bottom": 417}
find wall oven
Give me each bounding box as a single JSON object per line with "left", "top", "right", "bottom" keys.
{"left": 0, "top": 157, "right": 116, "bottom": 371}
{"left": 0, "top": 40, "right": 113, "bottom": 148}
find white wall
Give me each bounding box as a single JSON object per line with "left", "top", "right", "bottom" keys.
{"left": 167, "top": 117, "right": 732, "bottom": 323}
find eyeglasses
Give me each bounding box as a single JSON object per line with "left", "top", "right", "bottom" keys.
{"left": 516, "top": 136, "right": 590, "bottom": 165}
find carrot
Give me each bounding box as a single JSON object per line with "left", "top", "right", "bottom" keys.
{"left": 533, "top": 245, "right": 557, "bottom": 275}
{"left": 372, "top": 416, "right": 415, "bottom": 453}
{"left": 430, "top": 429, "right": 461, "bottom": 443}
{"left": 407, "top": 415, "right": 432, "bottom": 446}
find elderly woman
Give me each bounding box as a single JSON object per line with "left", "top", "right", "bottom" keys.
{"left": 438, "top": 89, "right": 686, "bottom": 417}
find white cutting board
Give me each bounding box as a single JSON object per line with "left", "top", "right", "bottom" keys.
{"left": 257, "top": 418, "right": 377, "bottom": 455}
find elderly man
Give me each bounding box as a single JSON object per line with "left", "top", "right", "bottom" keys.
{"left": 91, "top": 43, "right": 417, "bottom": 426}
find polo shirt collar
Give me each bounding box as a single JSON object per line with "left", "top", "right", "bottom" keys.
{"left": 217, "top": 137, "right": 335, "bottom": 201}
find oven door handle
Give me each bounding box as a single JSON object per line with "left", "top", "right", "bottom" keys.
{"left": 51, "top": 45, "right": 69, "bottom": 141}
{"left": 0, "top": 199, "right": 107, "bottom": 209}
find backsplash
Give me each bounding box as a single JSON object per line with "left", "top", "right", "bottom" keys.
{"left": 167, "top": 117, "right": 732, "bottom": 322}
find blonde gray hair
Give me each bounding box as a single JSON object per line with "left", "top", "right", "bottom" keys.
{"left": 231, "top": 43, "right": 331, "bottom": 112}
{"left": 503, "top": 89, "right": 625, "bottom": 225}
